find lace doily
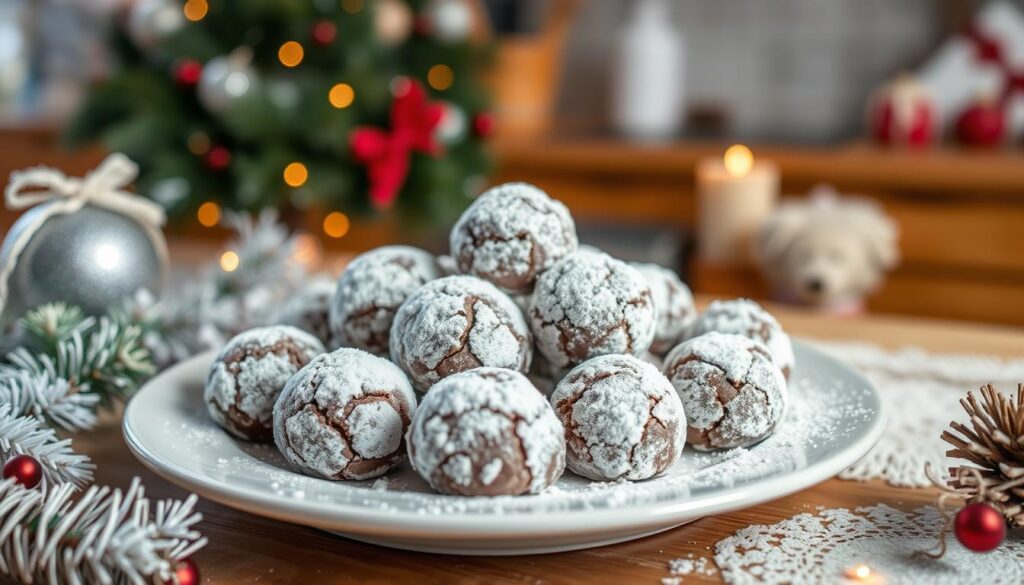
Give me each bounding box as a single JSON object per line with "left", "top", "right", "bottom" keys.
{"left": 709, "top": 504, "right": 1024, "bottom": 585}
{"left": 813, "top": 341, "right": 1024, "bottom": 488}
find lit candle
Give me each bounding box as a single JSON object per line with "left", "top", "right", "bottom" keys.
{"left": 696, "top": 144, "right": 780, "bottom": 264}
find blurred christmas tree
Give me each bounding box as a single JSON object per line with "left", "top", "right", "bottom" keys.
{"left": 67, "top": 0, "right": 494, "bottom": 226}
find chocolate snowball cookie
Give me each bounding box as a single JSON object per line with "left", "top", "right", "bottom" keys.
{"left": 529, "top": 250, "right": 656, "bottom": 369}
{"left": 551, "top": 354, "right": 685, "bottom": 481}
{"left": 273, "top": 348, "right": 417, "bottom": 480}
{"left": 205, "top": 326, "right": 324, "bottom": 442}
{"left": 662, "top": 332, "right": 787, "bottom": 450}
{"left": 407, "top": 368, "right": 566, "bottom": 496}
{"left": 631, "top": 262, "right": 697, "bottom": 356}
{"left": 329, "top": 245, "right": 440, "bottom": 355}
{"left": 685, "top": 299, "right": 795, "bottom": 377}
{"left": 449, "top": 182, "right": 578, "bottom": 294}
{"left": 275, "top": 277, "right": 336, "bottom": 347}
{"left": 390, "top": 275, "right": 532, "bottom": 392}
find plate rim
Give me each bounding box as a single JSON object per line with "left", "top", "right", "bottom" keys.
{"left": 123, "top": 340, "right": 886, "bottom": 539}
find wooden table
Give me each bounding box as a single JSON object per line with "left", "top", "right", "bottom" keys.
{"left": 80, "top": 303, "right": 1024, "bottom": 584}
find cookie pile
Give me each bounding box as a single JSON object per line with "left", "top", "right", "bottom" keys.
{"left": 203, "top": 182, "right": 794, "bottom": 496}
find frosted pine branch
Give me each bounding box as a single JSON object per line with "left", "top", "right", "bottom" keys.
{"left": 18, "top": 302, "right": 92, "bottom": 355}
{"left": 0, "top": 370, "right": 99, "bottom": 432}
{"left": 0, "top": 477, "right": 207, "bottom": 585}
{"left": 0, "top": 404, "right": 94, "bottom": 488}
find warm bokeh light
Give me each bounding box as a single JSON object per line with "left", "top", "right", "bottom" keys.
{"left": 341, "top": 0, "right": 364, "bottom": 14}
{"left": 278, "top": 41, "right": 305, "bottom": 68}
{"left": 323, "top": 211, "right": 350, "bottom": 238}
{"left": 183, "top": 0, "right": 208, "bottom": 21}
{"left": 187, "top": 131, "right": 211, "bottom": 155}
{"left": 427, "top": 65, "right": 454, "bottom": 91}
{"left": 844, "top": 564, "right": 873, "bottom": 581}
{"left": 283, "top": 162, "right": 309, "bottom": 187}
{"left": 291, "top": 233, "right": 320, "bottom": 265}
{"left": 723, "top": 144, "right": 754, "bottom": 178}
{"left": 328, "top": 83, "right": 355, "bottom": 109}
{"left": 197, "top": 201, "right": 221, "bottom": 227}
{"left": 220, "top": 251, "right": 240, "bottom": 272}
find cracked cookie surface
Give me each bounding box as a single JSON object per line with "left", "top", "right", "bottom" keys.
{"left": 407, "top": 368, "right": 565, "bottom": 496}
{"left": 450, "top": 182, "right": 577, "bottom": 294}
{"left": 205, "top": 326, "right": 324, "bottom": 442}
{"left": 662, "top": 332, "right": 787, "bottom": 450}
{"left": 389, "top": 275, "right": 532, "bottom": 392}
{"left": 551, "top": 354, "right": 685, "bottom": 481}
{"left": 329, "top": 246, "right": 440, "bottom": 355}
{"left": 272, "top": 347, "right": 417, "bottom": 480}
{"left": 631, "top": 262, "right": 697, "bottom": 356}
{"left": 685, "top": 298, "right": 794, "bottom": 378}
{"left": 529, "top": 250, "right": 656, "bottom": 370}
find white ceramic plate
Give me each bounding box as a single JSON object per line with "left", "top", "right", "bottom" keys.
{"left": 124, "top": 340, "right": 884, "bottom": 555}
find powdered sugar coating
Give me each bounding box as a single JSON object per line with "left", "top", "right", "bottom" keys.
{"left": 329, "top": 246, "right": 440, "bottom": 355}
{"left": 390, "top": 275, "right": 532, "bottom": 392}
{"left": 275, "top": 277, "right": 336, "bottom": 347}
{"left": 407, "top": 368, "right": 566, "bottom": 495}
{"left": 530, "top": 250, "right": 656, "bottom": 369}
{"left": 663, "top": 332, "right": 787, "bottom": 450}
{"left": 273, "top": 348, "right": 417, "bottom": 480}
{"left": 205, "top": 326, "right": 324, "bottom": 442}
{"left": 551, "top": 354, "right": 685, "bottom": 481}
{"left": 632, "top": 263, "right": 696, "bottom": 356}
{"left": 450, "top": 182, "right": 578, "bottom": 294}
{"left": 687, "top": 299, "right": 795, "bottom": 377}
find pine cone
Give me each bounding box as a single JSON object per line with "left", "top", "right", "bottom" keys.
{"left": 942, "top": 383, "right": 1024, "bottom": 527}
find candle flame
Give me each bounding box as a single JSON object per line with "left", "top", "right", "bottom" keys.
{"left": 723, "top": 144, "right": 754, "bottom": 178}
{"left": 845, "top": 563, "right": 873, "bottom": 581}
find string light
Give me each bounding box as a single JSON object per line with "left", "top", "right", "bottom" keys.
{"left": 183, "top": 0, "right": 208, "bottom": 21}
{"left": 187, "top": 131, "right": 211, "bottom": 155}
{"left": 427, "top": 64, "right": 454, "bottom": 91}
{"left": 844, "top": 563, "right": 875, "bottom": 582}
{"left": 291, "top": 233, "right": 320, "bottom": 265}
{"left": 341, "top": 0, "right": 364, "bottom": 14}
{"left": 278, "top": 41, "right": 305, "bottom": 68}
{"left": 328, "top": 83, "right": 355, "bottom": 109}
{"left": 322, "top": 211, "right": 350, "bottom": 238}
{"left": 219, "top": 251, "right": 240, "bottom": 272}
{"left": 283, "top": 162, "right": 308, "bottom": 187}
{"left": 723, "top": 144, "right": 754, "bottom": 179}
{"left": 197, "top": 201, "right": 221, "bottom": 227}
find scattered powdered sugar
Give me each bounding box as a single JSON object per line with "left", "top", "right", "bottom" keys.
{"left": 530, "top": 250, "right": 656, "bottom": 369}
{"left": 273, "top": 347, "right": 417, "bottom": 480}
{"left": 631, "top": 262, "right": 696, "bottom": 356}
{"left": 389, "top": 275, "right": 532, "bottom": 392}
{"left": 329, "top": 246, "right": 440, "bottom": 355}
{"left": 407, "top": 368, "right": 566, "bottom": 495}
{"left": 667, "top": 555, "right": 717, "bottom": 580}
{"left": 450, "top": 182, "right": 578, "bottom": 294}
{"left": 551, "top": 354, "right": 685, "bottom": 481}
{"left": 688, "top": 298, "right": 795, "bottom": 375}
{"left": 663, "top": 333, "right": 787, "bottom": 450}
{"left": 273, "top": 276, "right": 337, "bottom": 347}
{"left": 205, "top": 325, "right": 324, "bottom": 441}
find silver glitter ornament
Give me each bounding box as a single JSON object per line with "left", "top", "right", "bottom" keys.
{"left": 2, "top": 205, "right": 163, "bottom": 318}
{"left": 127, "top": 0, "right": 185, "bottom": 50}
{"left": 198, "top": 49, "right": 258, "bottom": 114}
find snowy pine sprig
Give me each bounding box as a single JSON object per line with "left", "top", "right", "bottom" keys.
{"left": 0, "top": 404, "right": 94, "bottom": 488}
{"left": 0, "top": 477, "right": 206, "bottom": 585}
{"left": 0, "top": 370, "right": 99, "bottom": 432}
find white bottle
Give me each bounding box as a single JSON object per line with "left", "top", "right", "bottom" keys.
{"left": 612, "top": 0, "right": 685, "bottom": 141}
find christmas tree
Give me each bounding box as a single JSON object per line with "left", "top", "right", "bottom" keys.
{"left": 68, "top": 0, "right": 493, "bottom": 226}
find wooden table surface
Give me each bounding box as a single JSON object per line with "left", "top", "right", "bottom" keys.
{"left": 80, "top": 302, "right": 1024, "bottom": 584}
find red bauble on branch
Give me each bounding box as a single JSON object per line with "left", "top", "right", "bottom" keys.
{"left": 311, "top": 20, "right": 338, "bottom": 46}
{"left": 205, "top": 146, "right": 232, "bottom": 171}
{"left": 867, "top": 75, "right": 936, "bottom": 148}
{"left": 164, "top": 558, "right": 200, "bottom": 585}
{"left": 955, "top": 502, "right": 1006, "bottom": 552}
{"left": 173, "top": 58, "right": 203, "bottom": 88}
{"left": 955, "top": 96, "right": 1006, "bottom": 147}
{"left": 349, "top": 79, "right": 443, "bottom": 209}
{"left": 472, "top": 112, "right": 495, "bottom": 138}
{"left": 3, "top": 454, "right": 42, "bottom": 489}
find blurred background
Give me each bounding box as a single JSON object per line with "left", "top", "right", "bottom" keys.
{"left": 1, "top": 0, "right": 1023, "bottom": 327}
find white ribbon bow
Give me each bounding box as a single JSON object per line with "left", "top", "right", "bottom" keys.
{"left": 0, "top": 153, "right": 170, "bottom": 316}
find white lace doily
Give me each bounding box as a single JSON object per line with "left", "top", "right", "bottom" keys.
{"left": 710, "top": 504, "right": 1024, "bottom": 585}
{"left": 812, "top": 341, "right": 1024, "bottom": 488}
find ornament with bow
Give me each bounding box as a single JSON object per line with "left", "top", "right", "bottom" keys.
{"left": 349, "top": 79, "right": 443, "bottom": 210}
{"left": 964, "top": 25, "right": 1024, "bottom": 102}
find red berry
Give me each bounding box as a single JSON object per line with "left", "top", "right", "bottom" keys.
{"left": 205, "top": 146, "right": 232, "bottom": 171}
{"left": 472, "top": 112, "right": 495, "bottom": 138}
{"left": 3, "top": 454, "right": 42, "bottom": 489}
{"left": 311, "top": 20, "right": 338, "bottom": 46}
{"left": 956, "top": 98, "right": 1005, "bottom": 148}
{"left": 164, "top": 558, "right": 200, "bottom": 585}
{"left": 174, "top": 59, "right": 203, "bottom": 88}
{"left": 955, "top": 502, "right": 1006, "bottom": 552}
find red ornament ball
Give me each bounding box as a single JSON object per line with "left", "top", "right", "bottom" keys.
{"left": 472, "top": 112, "right": 496, "bottom": 138}
{"left": 3, "top": 454, "right": 42, "bottom": 489}
{"left": 955, "top": 502, "right": 1006, "bottom": 552}
{"left": 173, "top": 59, "right": 203, "bottom": 88}
{"left": 205, "top": 146, "right": 232, "bottom": 171}
{"left": 164, "top": 558, "right": 200, "bottom": 585}
{"left": 311, "top": 20, "right": 338, "bottom": 46}
{"left": 956, "top": 98, "right": 1006, "bottom": 148}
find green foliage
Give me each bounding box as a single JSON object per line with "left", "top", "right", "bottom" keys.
{"left": 68, "top": 0, "right": 492, "bottom": 223}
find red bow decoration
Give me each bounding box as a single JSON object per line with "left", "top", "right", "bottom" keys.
{"left": 964, "top": 25, "right": 1024, "bottom": 102}
{"left": 349, "top": 79, "right": 443, "bottom": 209}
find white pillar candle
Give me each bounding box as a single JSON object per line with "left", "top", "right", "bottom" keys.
{"left": 696, "top": 145, "right": 780, "bottom": 264}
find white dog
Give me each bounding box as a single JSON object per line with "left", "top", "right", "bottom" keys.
{"left": 754, "top": 187, "right": 899, "bottom": 314}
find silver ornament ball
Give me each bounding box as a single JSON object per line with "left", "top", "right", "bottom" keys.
{"left": 127, "top": 0, "right": 185, "bottom": 49}
{"left": 3, "top": 205, "right": 163, "bottom": 318}
{"left": 198, "top": 51, "right": 257, "bottom": 114}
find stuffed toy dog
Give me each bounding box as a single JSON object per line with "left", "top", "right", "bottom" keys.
{"left": 754, "top": 186, "right": 899, "bottom": 314}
